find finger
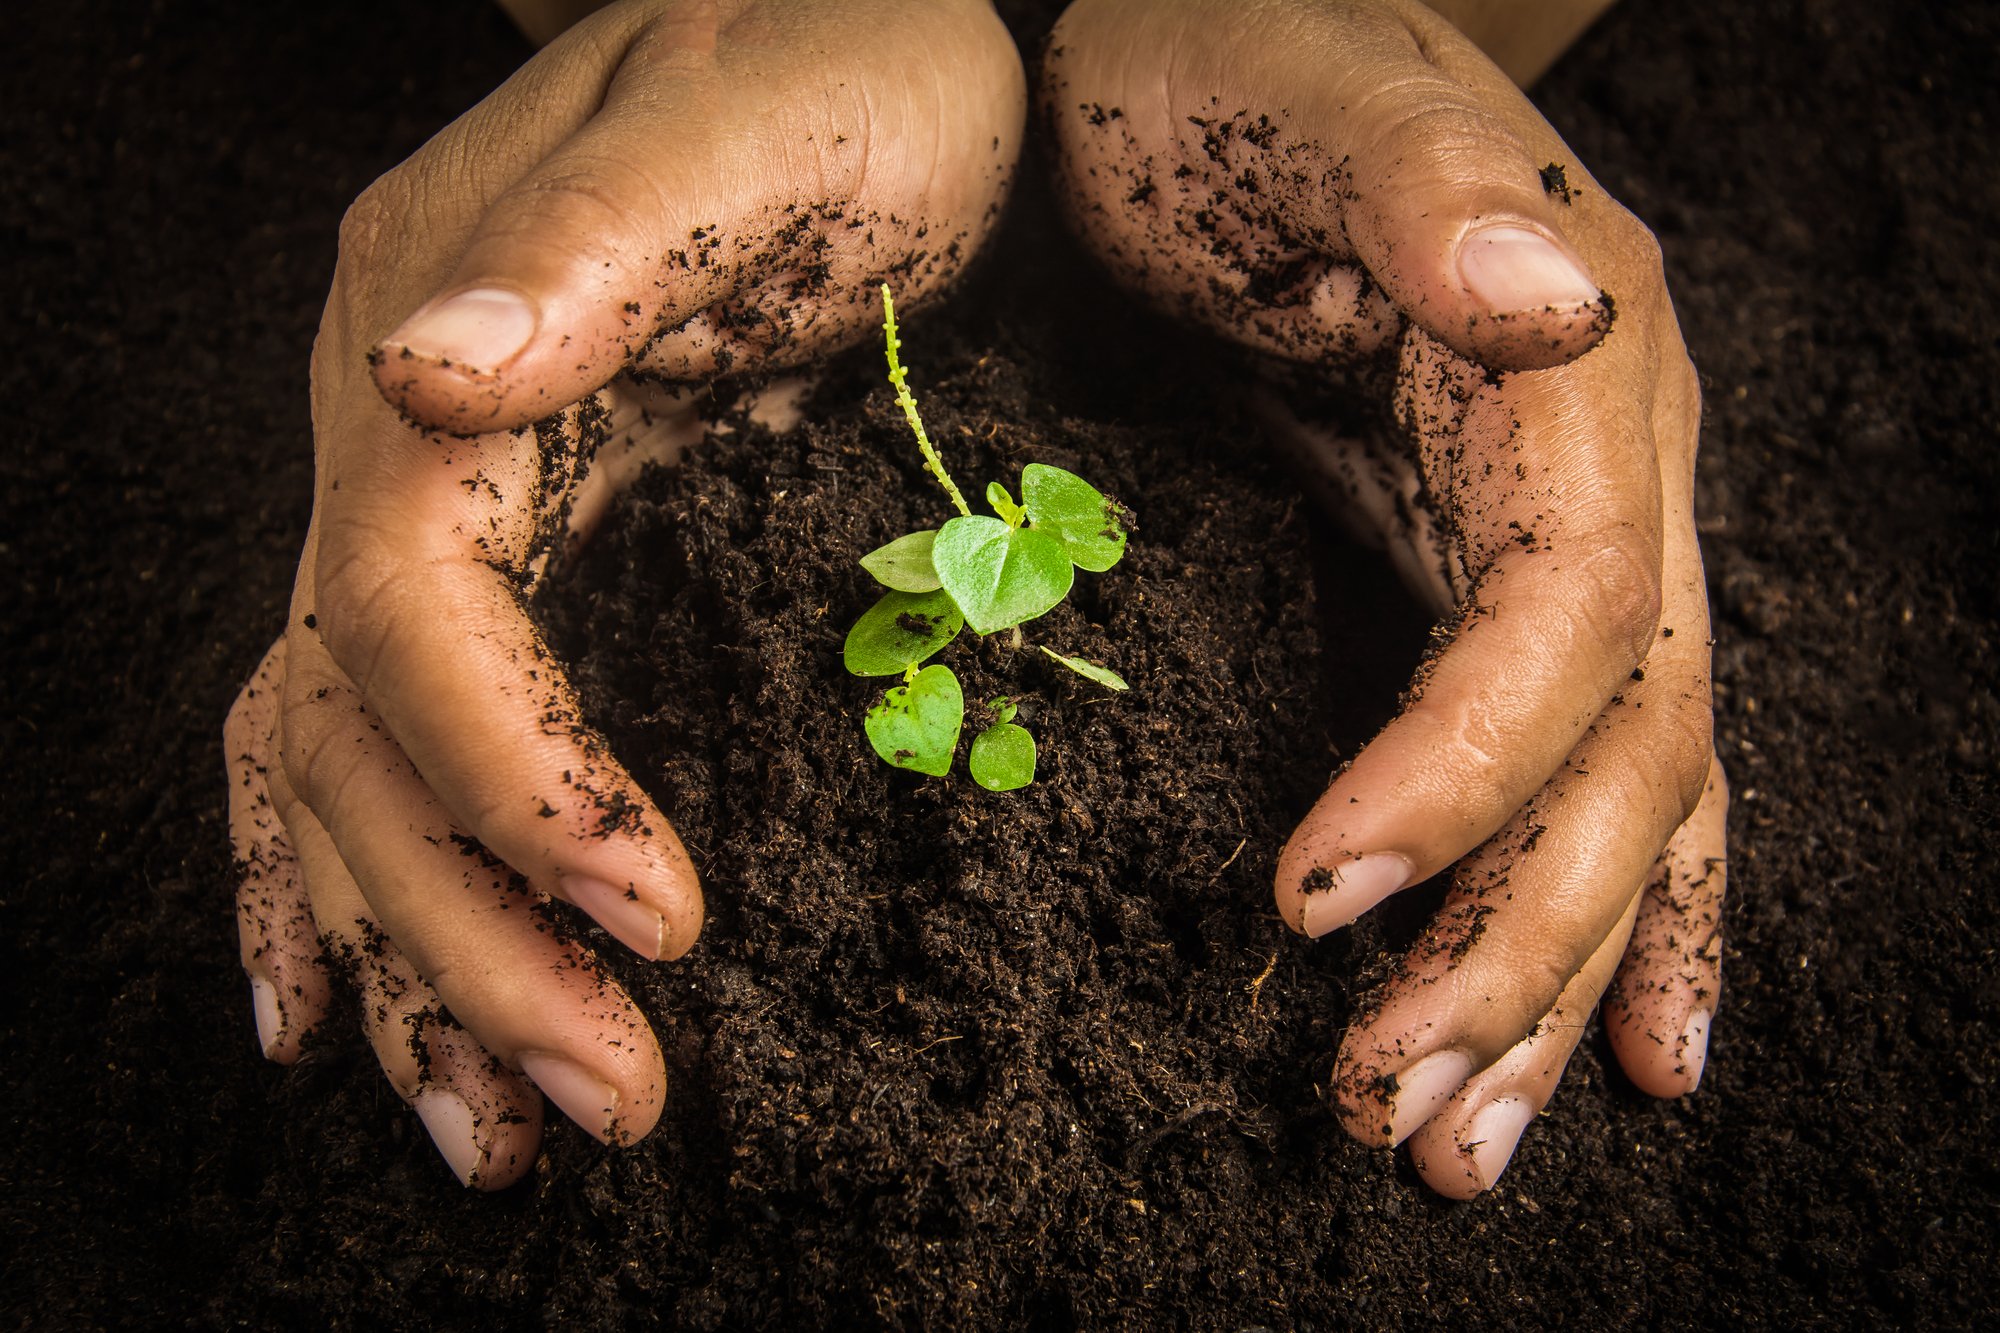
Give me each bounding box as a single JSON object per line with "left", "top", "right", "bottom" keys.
{"left": 1406, "top": 893, "right": 1637, "bottom": 1200}
{"left": 373, "top": 0, "right": 1024, "bottom": 431}
{"left": 264, "top": 743, "right": 544, "bottom": 1189}
{"left": 276, "top": 643, "right": 669, "bottom": 1147}
{"left": 1327, "top": 615, "right": 1714, "bottom": 1148}
{"left": 306, "top": 416, "right": 703, "bottom": 961}
{"left": 1275, "top": 327, "right": 1667, "bottom": 936}
{"left": 1606, "top": 756, "right": 1729, "bottom": 1097}
{"left": 371, "top": 3, "right": 738, "bottom": 430}
{"left": 1045, "top": 0, "right": 1615, "bottom": 372}
{"left": 1287, "top": 1, "right": 1615, "bottom": 370}
{"left": 224, "top": 636, "right": 330, "bottom": 1063}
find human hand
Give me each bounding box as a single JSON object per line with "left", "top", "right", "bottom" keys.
{"left": 1045, "top": 0, "right": 1725, "bottom": 1198}
{"left": 226, "top": 0, "right": 1024, "bottom": 1187}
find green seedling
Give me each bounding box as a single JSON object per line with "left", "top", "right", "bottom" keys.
{"left": 842, "top": 284, "right": 1134, "bottom": 787}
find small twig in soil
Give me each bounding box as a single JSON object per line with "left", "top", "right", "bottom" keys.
{"left": 1245, "top": 951, "right": 1278, "bottom": 1012}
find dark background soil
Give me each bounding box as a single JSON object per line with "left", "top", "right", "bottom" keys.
{"left": 5, "top": 0, "right": 1997, "bottom": 1327}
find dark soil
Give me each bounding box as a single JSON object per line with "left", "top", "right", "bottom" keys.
{"left": 5, "top": 0, "right": 1998, "bottom": 1328}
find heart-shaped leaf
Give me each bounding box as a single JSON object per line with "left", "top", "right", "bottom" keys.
{"left": 843, "top": 589, "right": 963, "bottom": 676}
{"left": 1022, "top": 463, "right": 1128, "bottom": 572}
{"left": 859, "top": 530, "right": 942, "bottom": 592}
{"left": 1041, "top": 646, "right": 1130, "bottom": 691}
{"left": 932, "top": 514, "right": 1074, "bottom": 635}
{"left": 865, "top": 664, "right": 963, "bottom": 776}
{"left": 969, "top": 720, "right": 1036, "bottom": 791}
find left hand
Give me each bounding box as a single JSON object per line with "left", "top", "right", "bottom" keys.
{"left": 226, "top": 0, "right": 1027, "bottom": 1188}
{"left": 1045, "top": 0, "right": 1727, "bottom": 1199}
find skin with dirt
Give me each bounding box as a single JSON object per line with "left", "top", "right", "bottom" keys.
{"left": 3, "top": 0, "right": 1997, "bottom": 1327}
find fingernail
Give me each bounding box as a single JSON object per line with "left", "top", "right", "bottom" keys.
{"left": 386, "top": 287, "right": 536, "bottom": 374}
{"left": 1680, "top": 1008, "right": 1713, "bottom": 1092}
{"left": 519, "top": 1051, "right": 621, "bottom": 1144}
{"left": 413, "top": 1088, "right": 486, "bottom": 1187}
{"left": 1464, "top": 1095, "right": 1537, "bottom": 1193}
{"left": 564, "top": 874, "right": 664, "bottom": 960}
{"left": 1457, "top": 224, "right": 1600, "bottom": 312}
{"left": 249, "top": 973, "right": 282, "bottom": 1058}
{"left": 1300, "top": 853, "right": 1414, "bottom": 937}
{"left": 1385, "top": 1048, "right": 1474, "bottom": 1146}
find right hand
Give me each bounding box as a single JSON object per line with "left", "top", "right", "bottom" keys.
{"left": 1045, "top": 0, "right": 1725, "bottom": 1200}
{"left": 225, "top": 0, "right": 1025, "bottom": 1188}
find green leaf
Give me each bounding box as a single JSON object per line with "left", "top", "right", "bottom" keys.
{"left": 985, "top": 696, "right": 1018, "bottom": 727}
{"left": 969, "top": 721, "right": 1036, "bottom": 791}
{"left": 1022, "top": 463, "right": 1128, "bottom": 573}
{"left": 932, "top": 515, "right": 1074, "bottom": 636}
{"left": 865, "top": 664, "right": 964, "bottom": 777}
{"left": 985, "top": 480, "right": 1024, "bottom": 527}
{"left": 859, "top": 530, "right": 942, "bottom": 592}
{"left": 843, "top": 589, "right": 964, "bottom": 676}
{"left": 1041, "top": 646, "right": 1130, "bottom": 691}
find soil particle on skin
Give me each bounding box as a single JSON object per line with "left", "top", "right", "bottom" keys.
{"left": 3, "top": 0, "right": 1999, "bottom": 1329}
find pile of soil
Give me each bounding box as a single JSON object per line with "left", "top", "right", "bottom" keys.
{"left": 4, "top": 0, "right": 1996, "bottom": 1327}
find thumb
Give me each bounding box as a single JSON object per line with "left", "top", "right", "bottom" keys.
{"left": 1303, "top": 6, "right": 1612, "bottom": 370}
{"left": 372, "top": 6, "right": 752, "bottom": 434}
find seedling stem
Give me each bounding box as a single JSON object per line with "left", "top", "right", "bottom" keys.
{"left": 881, "top": 284, "right": 971, "bottom": 519}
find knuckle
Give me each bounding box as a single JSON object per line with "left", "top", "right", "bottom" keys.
{"left": 273, "top": 714, "right": 319, "bottom": 816}
{"left": 1623, "top": 694, "right": 1715, "bottom": 829}
{"left": 336, "top": 175, "right": 411, "bottom": 268}
{"left": 1479, "top": 945, "right": 1575, "bottom": 1050}
{"left": 312, "top": 534, "right": 407, "bottom": 696}
{"left": 274, "top": 671, "right": 360, "bottom": 820}
{"left": 223, "top": 640, "right": 286, "bottom": 754}
{"left": 1660, "top": 708, "right": 1718, "bottom": 825}
{"left": 1565, "top": 527, "right": 1664, "bottom": 666}
{"left": 506, "top": 157, "right": 660, "bottom": 250}
{"left": 1443, "top": 714, "right": 1535, "bottom": 834}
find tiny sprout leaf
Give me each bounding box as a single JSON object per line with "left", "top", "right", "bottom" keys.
{"left": 865, "top": 664, "right": 964, "bottom": 777}
{"left": 986, "top": 480, "right": 1025, "bottom": 527}
{"left": 1041, "top": 646, "right": 1130, "bottom": 691}
{"left": 969, "top": 721, "right": 1036, "bottom": 791}
{"left": 860, "top": 530, "right": 942, "bottom": 592}
{"left": 987, "top": 696, "right": 1018, "bottom": 727}
{"left": 1022, "top": 463, "right": 1128, "bottom": 572}
{"left": 933, "top": 515, "right": 1074, "bottom": 635}
{"left": 844, "top": 589, "right": 964, "bottom": 676}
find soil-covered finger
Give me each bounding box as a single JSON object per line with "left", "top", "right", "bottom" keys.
{"left": 1044, "top": 0, "right": 1618, "bottom": 372}
{"left": 224, "top": 637, "right": 330, "bottom": 1063}
{"left": 306, "top": 456, "right": 704, "bottom": 960}
{"left": 1406, "top": 895, "right": 1638, "bottom": 1199}
{"left": 1607, "top": 755, "right": 1728, "bottom": 1097}
{"left": 274, "top": 659, "right": 667, "bottom": 1145}
{"left": 371, "top": 0, "right": 1024, "bottom": 434}
{"left": 1328, "top": 636, "right": 1715, "bottom": 1146}
{"left": 1275, "top": 325, "right": 1667, "bottom": 934}
{"left": 310, "top": 877, "right": 545, "bottom": 1190}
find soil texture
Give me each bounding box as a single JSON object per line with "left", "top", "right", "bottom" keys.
{"left": 3, "top": 0, "right": 1997, "bottom": 1328}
